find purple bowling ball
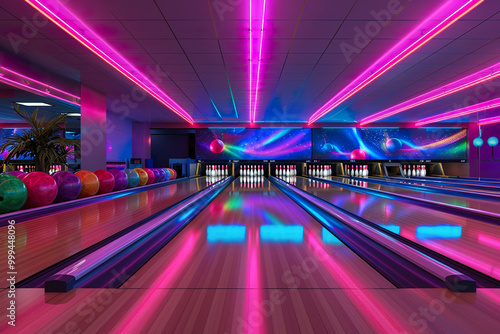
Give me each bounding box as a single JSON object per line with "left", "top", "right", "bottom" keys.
{"left": 52, "top": 171, "right": 81, "bottom": 202}
{"left": 109, "top": 169, "right": 128, "bottom": 191}
{"left": 156, "top": 169, "right": 166, "bottom": 182}
{"left": 152, "top": 169, "right": 161, "bottom": 183}
{"left": 4, "top": 171, "right": 26, "bottom": 178}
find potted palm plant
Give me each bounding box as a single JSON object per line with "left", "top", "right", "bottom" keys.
{"left": 0, "top": 104, "right": 80, "bottom": 174}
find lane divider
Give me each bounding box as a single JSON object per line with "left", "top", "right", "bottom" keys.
{"left": 44, "top": 176, "right": 233, "bottom": 292}
{"left": 272, "top": 177, "right": 476, "bottom": 292}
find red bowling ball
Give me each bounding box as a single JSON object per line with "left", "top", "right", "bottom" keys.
{"left": 142, "top": 168, "right": 155, "bottom": 185}
{"left": 21, "top": 172, "right": 58, "bottom": 208}
{"left": 94, "top": 170, "right": 116, "bottom": 194}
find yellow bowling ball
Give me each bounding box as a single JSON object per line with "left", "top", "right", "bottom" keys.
{"left": 134, "top": 168, "right": 148, "bottom": 186}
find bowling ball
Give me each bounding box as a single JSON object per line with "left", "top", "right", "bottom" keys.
{"left": 210, "top": 139, "right": 224, "bottom": 154}
{"left": 151, "top": 169, "right": 161, "bottom": 183}
{"left": 109, "top": 169, "right": 128, "bottom": 191}
{"left": 21, "top": 172, "right": 58, "bottom": 208}
{"left": 163, "top": 168, "right": 171, "bottom": 181}
{"left": 134, "top": 168, "right": 148, "bottom": 186}
{"left": 124, "top": 169, "right": 139, "bottom": 188}
{"left": 94, "top": 170, "right": 115, "bottom": 194}
{"left": 322, "top": 143, "right": 334, "bottom": 152}
{"left": 142, "top": 168, "right": 155, "bottom": 185}
{"left": 156, "top": 169, "right": 166, "bottom": 182}
{"left": 52, "top": 171, "right": 81, "bottom": 202}
{"left": 385, "top": 138, "right": 402, "bottom": 153}
{"left": 75, "top": 170, "right": 100, "bottom": 198}
{"left": 4, "top": 171, "right": 25, "bottom": 178}
{"left": 167, "top": 168, "right": 177, "bottom": 180}
{"left": 0, "top": 174, "right": 28, "bottom": 213}
{"left": 350, "top": 149, "right": 367, "bottom": 160}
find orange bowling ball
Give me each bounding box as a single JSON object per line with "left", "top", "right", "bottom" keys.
{"left": 75, "top": 170, "right": 100, "bottom": 198}
{"left": 134, "top": 168, "right": 148, "bottom": 186}
{"left": 167, "top": 168, "right": 177, "bottom": 180}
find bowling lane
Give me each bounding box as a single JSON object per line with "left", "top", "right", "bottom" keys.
{"left": 122, "top": 177, "right": 394, "bottom": 290}
{"left": 0, "top": 177, "right": 208, "bottom": 284}
{"left": 297, "top": 177, "right": 500, "bottom": 281}
{"left": 383, "top": 177, "right": 500, "bottom": 194}
{"left": 326, "top": 176, "right": 500, "bottom": 215}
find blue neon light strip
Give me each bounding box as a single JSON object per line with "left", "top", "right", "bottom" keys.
{"left": 260, "top": 225, "right": 304, "bottom": 243}
{"left": 207, "top": 224, "right": 246, "bottom": 243}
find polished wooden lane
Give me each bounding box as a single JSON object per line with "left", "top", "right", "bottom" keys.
{"left": 2, "top": 288, "right": 500, "bottom": 333}
{"left": 0, "top": 178, "right": 207, "bottom": 285}
{"left": 2, "top": 178, "right": 500, "bottom": 333}
{"left": 297, "top": 177, "right": 500, "bottom": 281}
{"left": 121, "top": 178, "right": 394, "bottom": 290}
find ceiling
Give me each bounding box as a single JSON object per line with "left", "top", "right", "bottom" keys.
{"left": 1, "top": 0, "right": 500, "bottom": 125}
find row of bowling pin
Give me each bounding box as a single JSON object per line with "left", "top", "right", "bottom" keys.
{"left": 277, "top": 175, "right": 297, "bottom": 186}
{"left": 308, "top": 165, "right": 332, "bottom": 177}
{"left": 346, "top": 165, "right": 369, "bottom": 177}
{"left": 308, "top": 178, "right": 331, "bottom": 189}
{"left": 276, "top": 165, "right": 297, "bottom": 176}
{"left": 240, "top": 165, "right": 264, "bottom": 176}
{"left": 241, "top": 175, "right": 265, "bottom": 187}
{"left": 345, "top": 178, "right": 368, "bottom": 188}
{"left": 403, "top": 165, "right": 427, "bottom": 177}
{"left": 206, "top": 165, "right": 228, "bottom": 176}
{"left": 206, "top": 175, "right": 224, "bottom": 186}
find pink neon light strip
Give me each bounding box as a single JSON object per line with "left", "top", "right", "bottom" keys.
{"left": 26, "top": 0, "right": 194, "bottom": 124}
{"left": 361, "top": 62, "right": 500, "bottom": 125}
{"left": 1, "top": 66, "right": 81, "bottom": 101}
{"left": 478, "top": 115, "right": 500, "bottom": 126}
{"left": 251, "top": 0, "right": 267, "bottom": 123}
{"left": 0, "top": 71, "right": 80, "bottom": 106}
{"left": 308, "top": 0, "right": 483, "bottom": 124}
{"left": 415, "top": 97, "right": 500, "bottom": 126}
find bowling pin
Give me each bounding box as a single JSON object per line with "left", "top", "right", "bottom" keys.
{"left": 309, "top": 165, "right": 312, "bottom": 176}
{"left": 346, "top": 165, "right": 350, "bottom": 176}
{"left": 276, "top": 165, "right": 279, "bottom": 176}
{"left": 412, "top": 165, "right": 416, "bottom": 177}
{"left": 422, "top": 165, "right": 426, "bottom": 177}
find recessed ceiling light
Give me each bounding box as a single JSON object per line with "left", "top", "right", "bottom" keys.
{"left": 16, "top": 102, "right": 52, "bottom": 107}
{"left": 65, "top": 113, "right": 81, "bottom": 117}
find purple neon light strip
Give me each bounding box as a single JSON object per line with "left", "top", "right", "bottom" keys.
{"left": 361, "top": 62, "right": 500, "bottom": 125}
{"left": 308, "top": 0, "right": 483, "bottom": 124}
{"left": 0, "top": 72, "right": 80, "bottom": 106}
{"left": 415, "top": 97, "right": 500, "bottom": 126}
{"left": 26, "top": 0, "right": 194, "bottom": 124}
{"left": 478, "top": 115, "right": 500, "bottom": 126}
{"left": 1, "top": 67, "right": 81, "bottom": 101}
{"left": 251, "top": 0, "right": 267, "bottom": 123}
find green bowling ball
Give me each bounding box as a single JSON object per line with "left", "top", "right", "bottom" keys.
{"left": 0, "top": 174, "right": 28, "bottom": 214}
